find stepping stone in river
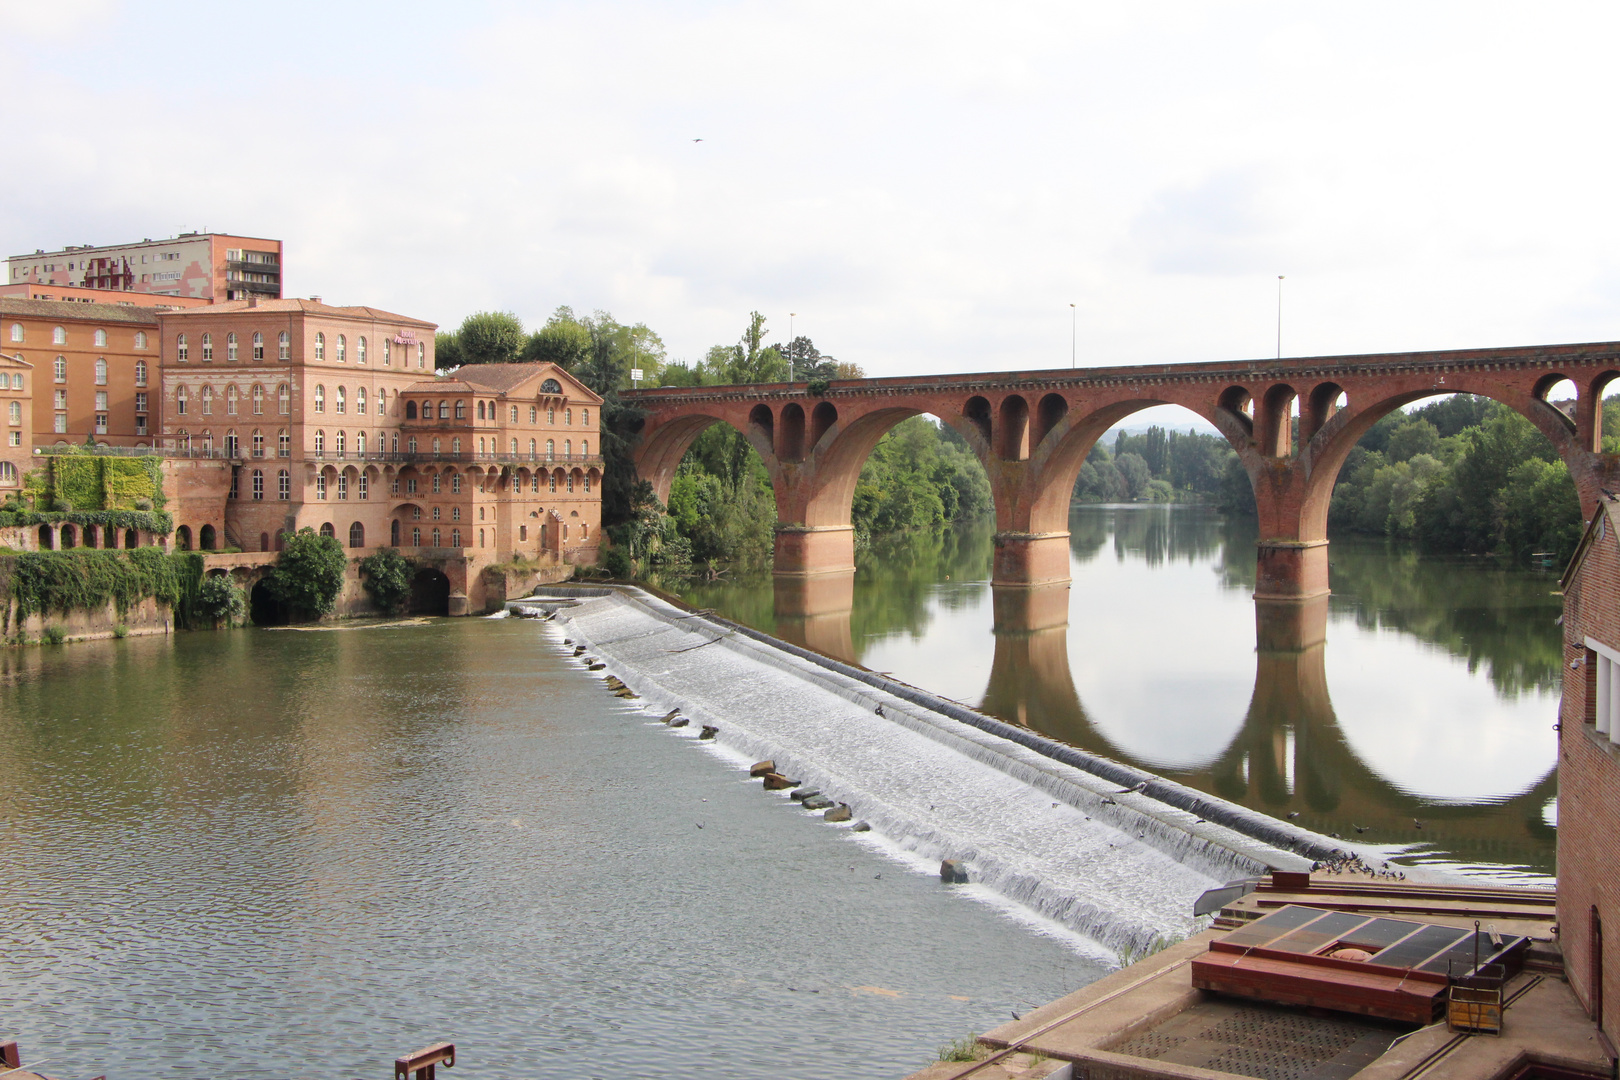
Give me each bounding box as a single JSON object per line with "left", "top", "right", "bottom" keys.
{"left": 824, "top": 804, "right": 852, "bottom": 823}
{"left": 698, "top": 725, "right": 719, "bottom": 740}
{"left": 802, "top": 795, "right": 834, "bottom": 811}
{"left": 762, "top": 773, "right": 797, "bottom": 790}
{"left": 749, "top": 760, "right": 776, "bottom": 777}
{"left": 790, "top": 788, "right": 821, "bottom": 802}
{"left": 851, "top": 821, "right": 872, "bottom": 833}
{"left": 669, "top": 718, "right": 689, "bottom": 728}
{"left": 939, "top": 859, "right": 969, "bottom": 884}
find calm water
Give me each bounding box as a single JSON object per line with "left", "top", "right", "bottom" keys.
{"left": 0, "top": 622, "right": 1105, "bottom": 1079}
{"left": 656, "top": 505, "right": 1562, "bottom": 882}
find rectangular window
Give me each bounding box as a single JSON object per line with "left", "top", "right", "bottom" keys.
{"left": 135, "top": 392, "right": 147, "bottom": 413}
{"left": 316, "top": 474, "right": 327, "bottom": 499}
{"left": 278, "top": 471, "right": 290, "bottom": 500}
{"left": 136, "top": 418, "right": 147, "bottom": 436}
{"left": 9, "top": 431, "right": 19, "bottom": 447}
{"left": 54, "top": 389, "right": 66, "bottom": 410}
{"left": 95, "top": 391, "right": 108, "bottom": 411}
{"left": 95, "top": 414, "right": 107, "bottom": 434}
{"left": 1587, "top": 639, "right": 1620, "bottom": 744}
{"left": 252, "top": 471, "right": 264, "bottom": 500}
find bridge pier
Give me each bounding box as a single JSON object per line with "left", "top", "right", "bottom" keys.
{"left": 991, "top": 531, "right": 1072, "bottom": 588}
{"left": 773, "top": 525, "right": 856, "bottom": 577}
{"left": 772, "top": 571, "right": 856, "bottom": 661}
{"left": 1254, "top": 540, "right": 1330, "bottom": 601}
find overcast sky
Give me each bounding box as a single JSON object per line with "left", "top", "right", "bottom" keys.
{"left": 4, "top": 1, "right": 1618, "bottom": 381}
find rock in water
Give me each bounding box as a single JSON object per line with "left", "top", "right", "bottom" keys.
{"left": 824, "top": 804, "right": 852, "bottom": 823}
{"left": 749, "top": 760, "right": 776, "bottom": 778}
{"left": 790, "top": 788, "right": 821, "bottom": 802}
{"left": 669, "top": 717, "right": 689, "bottom": 728}
{"left": 614, "top": 688, "right": 638, "bottom": 698}
{"left": 940, "top": 859, "right": 969, "bottom": 884}
{"left": 851, "top": 821, "right": 872, "bottom": 833}
{"left": 698, "top": 725, "right": 719, "bottom": 740}
{"left": 762, "top": 773, "right": 797, "bottom": 790}
{"left": 587, "top": 663, "right": 606, "bottom": 671}
{"left": 660, "top": 709, "right": 681, "bottom": 723}
{"left": 802, "top": 795, "right": 834, "bottom": 811}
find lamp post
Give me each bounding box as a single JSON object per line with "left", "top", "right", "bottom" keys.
{"left": 789, "top": 312, "right": 796, "bottom": 382}
{"left": 1276, "top": 276, "right": 1284, "bottom": 359}
{"left": 1070, "top": 303, "right": 1076, "bottom": 369}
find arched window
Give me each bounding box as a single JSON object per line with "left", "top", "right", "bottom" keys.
{"left": 356, "top": 431, "right": 366, "bottom": 456}
{"left": 252, "top": 384, "right": 263, "bottom": 414}
{"left": 201, "top": 385, "right": 214, "bottom": 415}
{"left": 582, "top": 409, "right": 589, "bottom": 427}
{"left": 278, "top": 428, "right": 289, "bottom": 457}
{"left": 336, "top": 473, "right": 348, "bottom": 499}
{"left": 252, "top": 331, "right": 264, "bottom": 360}
{"left": 451, "top": 528, "right": 461, "bottom": 547}
{"left": 451, "top": 436, "right": 461, "bottom": 455}
{"left": 408, "top": 436, "right": 418, "bottom": 454}
{"left": 547, "top": 408, "right": 555, "bottom": 424}
{"left": 176, "top": 386, "right": 188, "bottom": 415}
{"left": 455, "top": 399, "right": 466, "bottom": 419}
{"left": 451, "top": 473, "right": 461, "bottom": 493}
{"left": 531, "top": 472, "right": 539, "bottom": 493}
{"left": 438, "top": 400, "right": 449, "bottom": 419}
{"left": 564, "top": 439, "right": 571, "bottom": 457}
{"left": 357, "top": 337, "right": 367, "bottom": 364}
{"left": 432, "top": 527, "right": 442, "bottom": 546}
{"left": 135, "top": 360, "right": 148, "bottom": 387}
{"left": 581, "top": 440, "right": 588, "bottom": 456}
{"left": 529, "top": 438, "right": 536, "bottom": 456}
{"left": 227, "top": 332, "right": 238, "bottom": 361}
{"left": 316, "top": 473, "right": 327, "bottom": 499}
{"left": 417, "top": 341, "right": 425, "bottom": 368}
{"left": 315, "top": 429, "right": 325, "bottom": 455}
{"left": 277, "top": 469, "right": 290, "bottom": 499}
{"left": 278, "top": 331, "right": 289, "bottom": 360}
{"left": 357, "top": 472, "right": 368, "bottom": 499}
{"left": 529, "top": 406, "right": 537, "bottom": 423}
{"left": 583, "top": 472, "right": 592, "bottom": 493}
{"left": 94, "top": 358, "right": 107, "bottom": 385}
{"left": 224, "top": 430, "right": 239, "bottom": 457}
{"left": 541, "top": 378, "right": 561, "bottom": 394}
{"left": 226, "top": 384, "right": 239, "bottom": 415}
{"left": 478, "top": 437, "right": 486, "bottom": 456}
{"left": 8, "top": 323, "right": 21, "bottom": 343}
{"left": 432, "top": 437, "right": 441, "bottom": 455}
{"left": 335, "top": 386, "right": 346, "bottom": 414}
{"left": 201, "top": 332, "right": 213, "bottom": 361}
{"left": 336, "top": 430, "right": 346, "bottom": 456}
{"left": 94, "top": 329, "right": 107, "bottom": 347}
{"left": 432, "top": 473, "right": 441, "bottom": 494}
{"left": 251, "top": 469, "right": 264, "bottom": 500}
{"left": 566, "top": 408, "right": 573, "bottom": 425}
{"left": 314, "top": 384, "right": 325, "bottom": 413}
{"left": 383, "top": 339, "right": 392, "bottom": 366}
{"left": 406, "top": 400, "right": 418, "bottom": 420}
{"left": 278, "top": 384, "right": 290, "bottom": 414}
{"left": 391, "top": 520, "right": 401, "bottom": 545}
{"left": 375, "top": 388, "right": 385, "bottom": 416}
{"left": 177, "top": 333, "right": 188, "bottom": 361}
{"left": 549, "top": 470, "right": 558, "bottom": 492}
{"left": 546, "top": 438, "right": 554, "bottom": 458}
{"left": 356, "top": 387, "right": 367, "bottom": 414}
{"left": 349, "top": 521, "right": 365, "bottom": 548}
{"left": 567, "top": 471, "right": 575, "bottom": 492}
{"left": 320, "top": 522, "right": 335, "bottom": 538}
{"left": 477, "top": 400, "right": 485, "bottom": 420}
{"left": 510, "top": 438, "right": 518, "bottom": 456}
{"left": 0, "top": 462, "right": 17, "bottom": 484}
{"left": 135, "top": 331, "right": 147, "bottom": 350}
{"left": 412, "top": 525, "right": 420, "bottom": 545}
{"left": 53, "top": 326, "right": 66, "bottom": 345}
{"left": 315, "top": 332, "right": 325, "bottom": 360}
{"left": 252, "top": 429, "right": 264, "bottom": 457}
{"left": 53, "top": 356, "right": 65, "bottom": 382}
{"left": 8, "top": 401, "right": 18, "bottom": 424}
{"left": 337, "top": 334, "right": 347, "bottom": 362}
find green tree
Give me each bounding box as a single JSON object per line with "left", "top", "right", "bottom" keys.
{"left": 1385, "top": 418, "right": 1442, "bottom": 464}
{"left": 266, "top": 528, "right": 349, "bottom": 619}
{"left": 454, "top": 311, "right": 527, "bottom": 366}
{"left": 193, "top": 574, "right": 246, "bottom": 624}
{"left": 724, "top": 312, "right": 788, "bottom": 384}
{"left": 521, "top": 306, "right": 593, "bottom": 371}
{"left": 359, "top": 548, "right": 414, "bottom": 613}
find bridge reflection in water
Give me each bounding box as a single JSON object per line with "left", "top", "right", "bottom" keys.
{"left": 766, "top": 571, "right": 1558, "bottom": 879}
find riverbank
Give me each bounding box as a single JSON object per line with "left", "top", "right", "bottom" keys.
{"left": 522, "top": 584, "right": 1407, "bottom": 958}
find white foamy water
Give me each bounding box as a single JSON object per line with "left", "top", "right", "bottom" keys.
{"left": 538, "top": 589, "right": 1310, "bottom": 957}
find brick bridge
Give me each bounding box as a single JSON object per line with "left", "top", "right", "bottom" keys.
{"left": 625, "top": 340, "right": 1620, "bottom": 595}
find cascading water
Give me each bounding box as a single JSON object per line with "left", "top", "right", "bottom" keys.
{"left": 528, "top": 588, "right": 1316, "bottom": 959}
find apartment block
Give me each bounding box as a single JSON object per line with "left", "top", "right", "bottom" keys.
{"left": 0, "top": 298, "right": 161, "bottom": 447}
{"left": 8, "top": 232, "right": 282, "bottom": 302}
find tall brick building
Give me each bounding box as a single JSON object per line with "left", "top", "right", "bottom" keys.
{"left": 0, "top": 352, "right": 32, "bottom": 491}
{"left": 1559, "top": 498, "right": 1620, "bottom": 1052}
{"left": 0, "top": 298, "right": 161, "bottom": 446}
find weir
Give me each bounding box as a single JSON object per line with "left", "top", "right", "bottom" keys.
{"left": 524, "top": 586, "right": 1350, "bottom": 958}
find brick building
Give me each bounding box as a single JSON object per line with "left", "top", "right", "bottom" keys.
{"left": 396, "top": 363, "right": 604, "bottom": 563}
{"left": 1559, "top": 498, "right": 1620, "bottom": 1053}
{"left": 0, "top": 352, "right": 32, "bottom": 491}
{"left": 0, "top": 282, "right": 209, "bottom": 309}
{"left": 0, "top": 298, "right": 161, "bottom": 447}
{"left": 8, "top": 232, "right": 282, "bottom": 302}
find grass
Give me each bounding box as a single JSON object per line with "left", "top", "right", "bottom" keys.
{"left": 112, "top": 624, "right": 128, "bottom": 639}
{"left": 937, "top": 1035, "right": 986, "bottom": 1063}
{"left": 1116, "top": 933, "right": 1182, "bottom": 970}
{"left": 40, "top": 625, "right": 66, "bottom": 645}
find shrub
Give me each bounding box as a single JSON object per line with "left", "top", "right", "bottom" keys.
{"left": 193, "top": 575, "right": 247, "bottom": 624}
{"left": 112, "top": 624, "right": 128, "bottom": 639}
{"left": 359, "top": 548, "right": 414, "bottom": 613}
{"left": 601, "top": 546, "right": 632, "bottom": 578}
{"left": 3, "top": 548, "right": 203, "bottom": 632}
{"left": 265, "top": 528, "right": 348, "bottom": 619}
{"left": 40, "top": 625, "right": 65, "bottom": 645}
{"left": 937, "top": 1036, "right": 983, "bottom": 1063}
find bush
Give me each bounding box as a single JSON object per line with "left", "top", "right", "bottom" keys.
{"left": 359, "top": 548, "right": 414, "bottom": 613}
{"left": 265, "top": 528, "right": 348, "bottom": 619}
{"left": 602, "top": 546, "right": 632, "bottom": 578}
{"left": 193, "top": 575, "right": 247, "bottom": 624}
{"left": 40, "top": 625, "right": 65, "bottom": 645}
{"left": 3, "top": 548, "right": 200, "bottom": 631}
{"left": 112, "top": 624, "right": 128, "bottom": 639}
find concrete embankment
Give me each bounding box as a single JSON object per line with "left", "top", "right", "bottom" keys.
{"left": 519, "top": 585, "right": 1355, "bottom": 958}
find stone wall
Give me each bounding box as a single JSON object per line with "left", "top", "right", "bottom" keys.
{"left": 4, "top": 594, "right": 173, "bottom": 643}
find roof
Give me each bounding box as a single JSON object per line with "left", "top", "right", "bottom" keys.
{"left": 0, "top": 353, "right": 33, "bottom": 368}
{"left": 0, "top": 298, "right": 160, "bottom": 324}
{"left": 1562, "top": 496, "right": 1620, "bottom": 588}
{"left": 401, "top": 363, "right": 603, "bottom": 403}
{"left": 158, "top": 298, "right": 436, "bottom": 328}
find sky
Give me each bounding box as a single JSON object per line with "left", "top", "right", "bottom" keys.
{"left": 4, "top": 1, "right": 1620, "bottom": 387}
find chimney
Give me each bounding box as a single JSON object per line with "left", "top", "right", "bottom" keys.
{"left": 248, "top": 296, "right": 258, "bottom": 308}
{"left": 310, "top": 295, "right": 322, "bottom": 305}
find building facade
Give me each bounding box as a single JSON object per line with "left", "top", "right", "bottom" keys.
{"left": 0, "top": 352, "right": 32, "bottom": 491}
{"left": 0, "top": 298, "right": 161, "bottom": 447}
{"left": 1559, "top": 498, "right": 1620, "bottom": 1052}
{"left": 0, "top": 282, "right": 209, "bottom": 309}
{"left": 8, "top": 233, "right": 282, "bottom": 302}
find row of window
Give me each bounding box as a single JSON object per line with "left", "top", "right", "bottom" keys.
{"left": 395, "top": 435, "right": 589, "bottom": 458}
{"left": 175, "top": 331, "right": 426, "bottom": 367}
{"left": 230, "top": 468, "right": 295, "bottom": 501}
{"left": 176, "top": 383, "right": 292, "bottom": 416}
{"left": 312, "top": 384, "right": 392, "bottom": 415}
{"left": 45, "top": 357, "right": 148, "bottom": 386}
{"left": 403, "top": 399, "right": 589, "bottom": 427}
{"left": 394, "top": 466, "right": 596, "bottom": 495}
{"left": 8, "top": 325, "right": 148, "bottom": 349}
{"left": 173, "top": 429, "right": 292, "bottom": 458}
{"left": 3, "top": 373, "right": 22, "bottom": 389}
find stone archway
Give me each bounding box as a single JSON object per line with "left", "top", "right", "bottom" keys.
{"left": 409, "top": 568, "right": 451, "bottom": 615}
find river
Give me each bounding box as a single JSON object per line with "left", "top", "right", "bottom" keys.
{"left": 0, "top": 504, "right": 1560, "bottom": 1077}
{"left": 654, "top": 505, "right": 1561, "bottom": 883}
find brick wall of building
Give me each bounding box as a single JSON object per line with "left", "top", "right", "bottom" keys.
{"left": 1559, "top": 500, "right": 1620, "bottom": 1043}
{"left": 0, "top": 353, "right": 32, "bottom": 490}
{"left": 1, "top": 299, "right": 160, "bottom": 447}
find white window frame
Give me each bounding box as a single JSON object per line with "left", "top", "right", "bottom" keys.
{"left": 1588, "top": 637, "right": 1620, "bottom": 744}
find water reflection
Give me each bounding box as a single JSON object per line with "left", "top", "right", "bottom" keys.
{"left": 654, "top": 505, "right": 1561, "bottom": 879}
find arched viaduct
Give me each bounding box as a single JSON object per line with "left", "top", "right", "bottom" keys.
{"left": 625, "top": 340, "right": 1620, "bottom": 595}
